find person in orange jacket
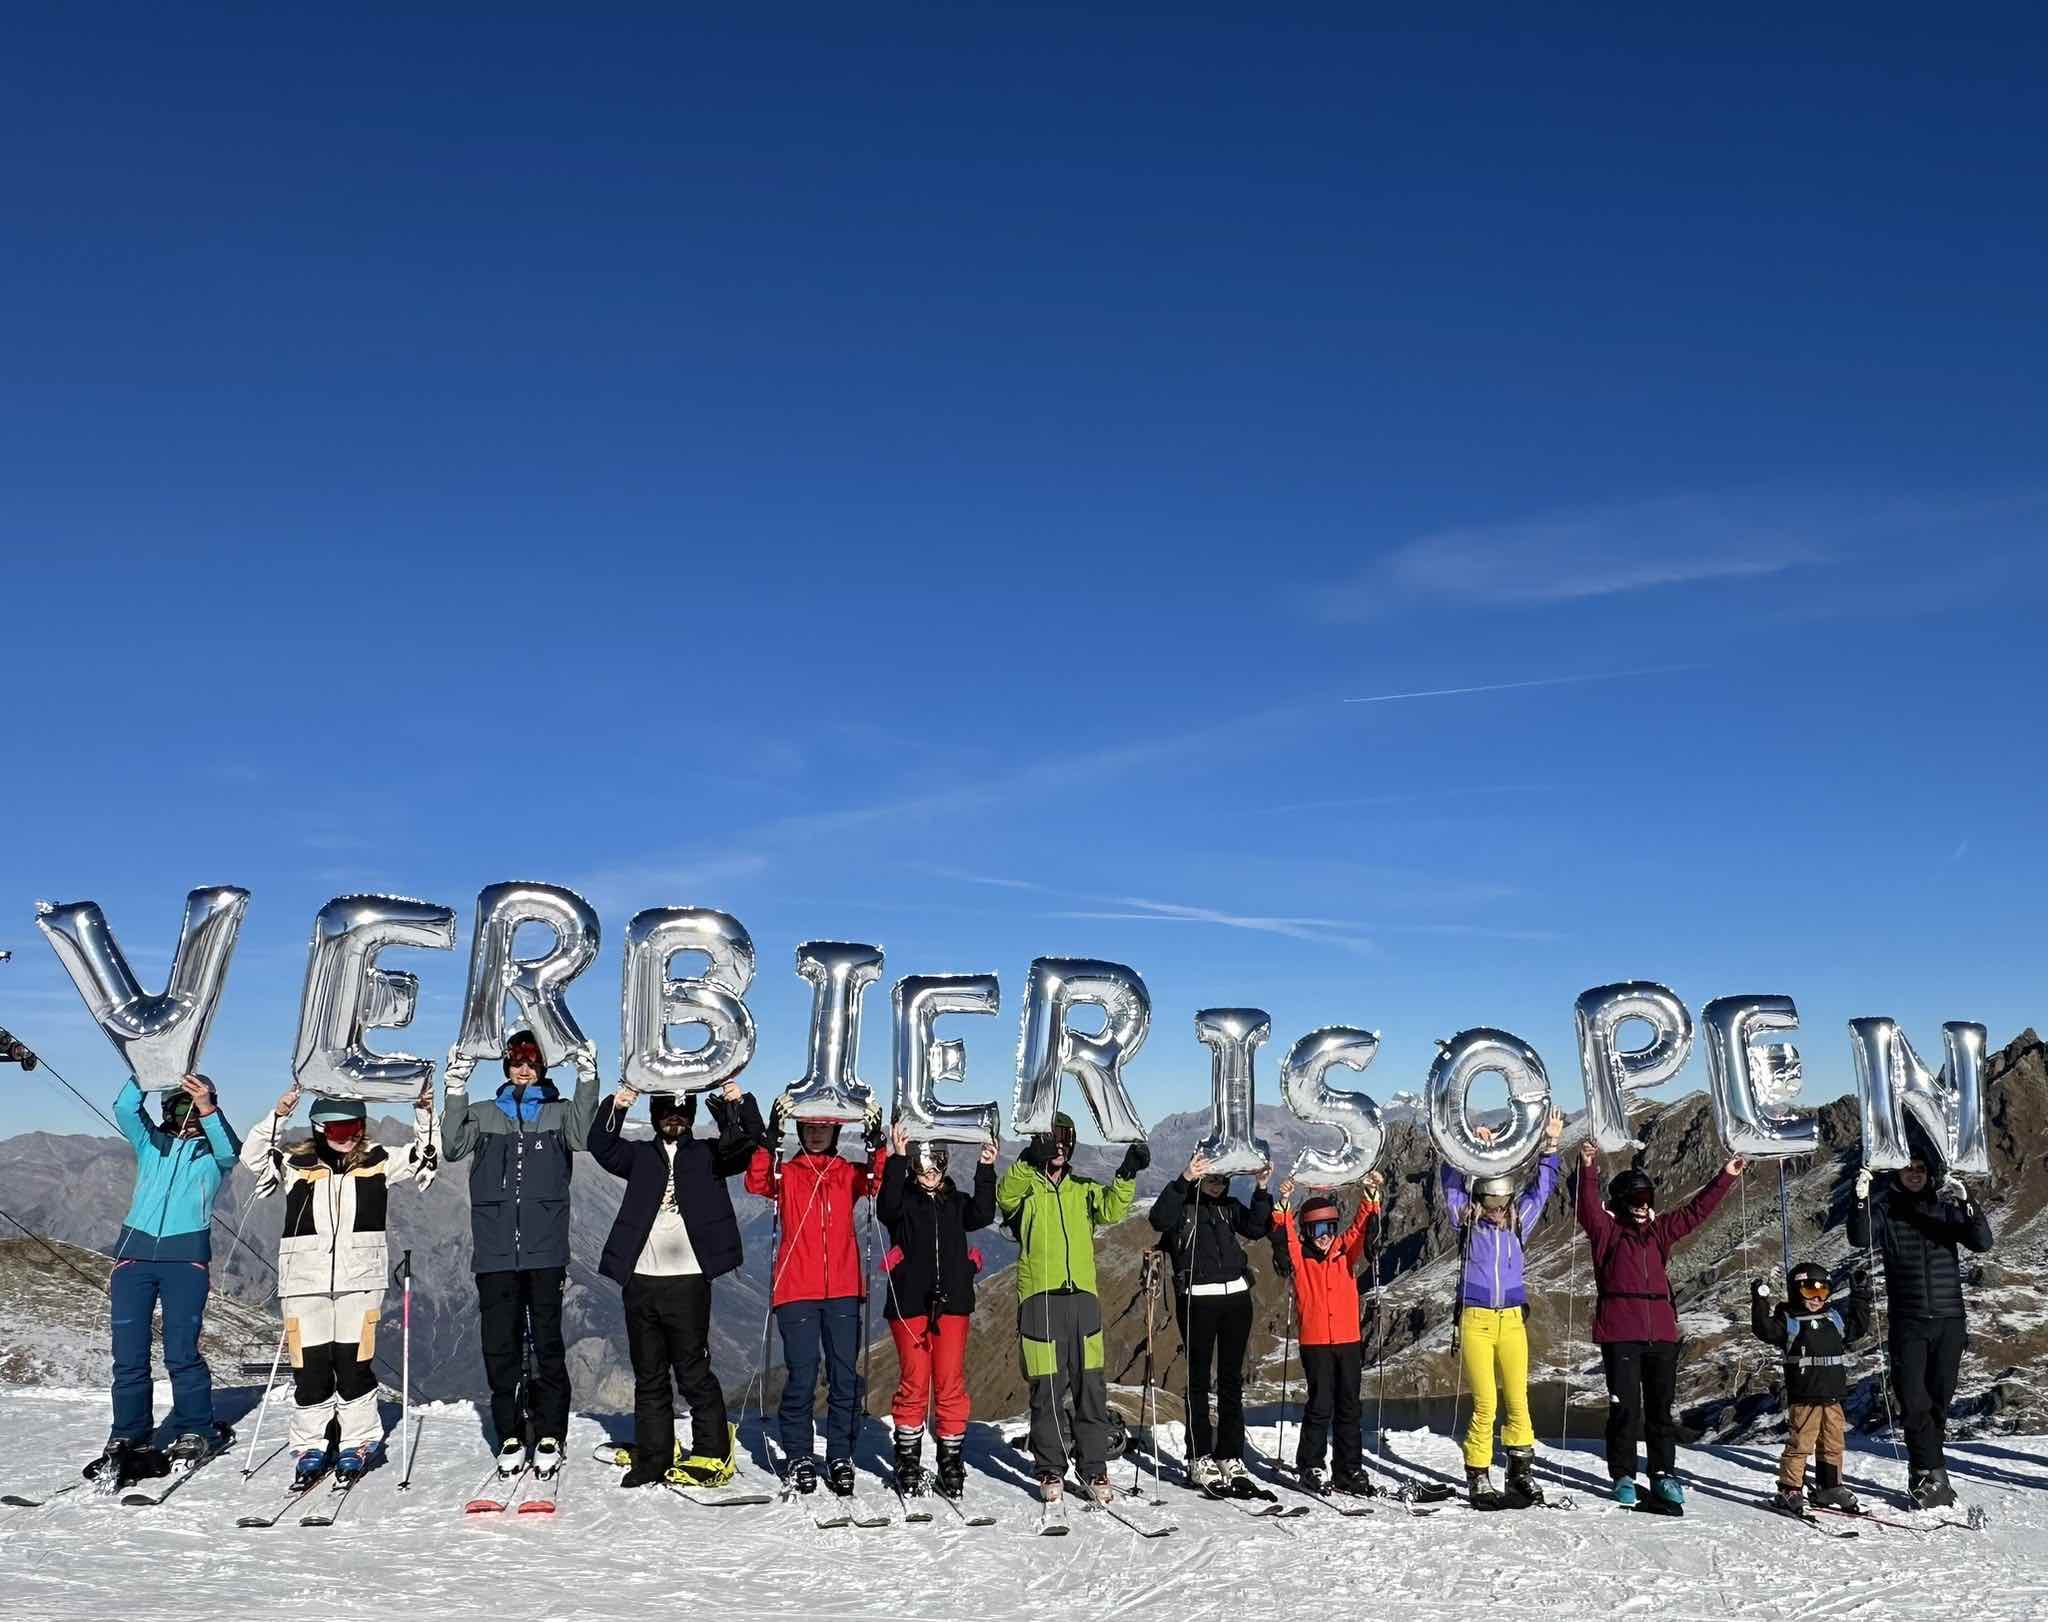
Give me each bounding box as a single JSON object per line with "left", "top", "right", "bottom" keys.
{"left": 743, "top": 1098, "right": 887, "bottom": 1498}
{"left": 1272, "top": 1169, "right": 1383, "bottom": 1495}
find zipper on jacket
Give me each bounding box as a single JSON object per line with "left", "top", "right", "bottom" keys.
{"left": 1054, "top": 1170, "right": 1075, "bottom": 1291}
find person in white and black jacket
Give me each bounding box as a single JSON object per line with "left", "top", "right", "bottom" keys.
{"left": 589, "top": 1079, "right": 764, "bottom": 1490}
{"left": 1149, "top": 1151, "right": 1274, "bottom": 1498}
{"left": 241, "top": 1082, "right": 438, "bottom": 1485}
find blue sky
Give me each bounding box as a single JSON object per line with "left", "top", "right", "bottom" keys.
{"left": 3, "top": 5, "right": 2043, "bottom": 1137}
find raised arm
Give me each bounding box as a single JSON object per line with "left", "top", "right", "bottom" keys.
{"left": 1149, "top": 1176, "right": 1190, "bottom": 1236}
{"left": 1440, "top": 1161, "right": 1470, "bottom": 1225}
{"left": 113, "top": 1077, "right": 162, "bottom": 1154}
{"left": 964, "top": 1158, "right": 998, "bottom": 1231}
{"left": 1575, "top": 1144, "right": 1617, "bottom": 1243}
{"left": 742, "top": 1145, "right": 777, "bottom": 1199}
{"left": 875, "top": 1150, "right": 909, "bottom": 1225}
{"left": 995, "top": 1156, "right": 1036, "bottom": 1221}
{"left": 710, "top": 1093, "right": 764, "bottom": 1178}
{"left": 559, "top": 1044, "right": 603, "bottom": 1152}
{"left": 1661, "top": 1166, "right": 1738, "bottom": 1246}
{"left": 586, "top": 1090, "right": 636, "bottom": 1179}
{"left": 441, "top": 1053, "right": 481, "bottom": 1164}
{"left": 1335, "top": 1194, "right": 1378, "bottom": 1267}
{"left": 1236, "top": 1185, "right": 1275, "bottom": 1239}
{"left": 1517, "top": 1153, "right": 1561, "bottom": 1230}
{"left": 1750, "top": 1285, "right": 1788, "bottom": 1347}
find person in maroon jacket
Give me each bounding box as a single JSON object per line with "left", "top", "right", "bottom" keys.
{"left": 1575, "top": 1136, "right": 1745, "bottom": 1511}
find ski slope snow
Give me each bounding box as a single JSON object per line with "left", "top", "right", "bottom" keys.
{"left": 3, "top": 1385, "right": 2046, "bottom": 1622}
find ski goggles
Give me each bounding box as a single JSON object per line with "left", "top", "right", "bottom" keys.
{"left": 1303, "top": 1217, "right": 1342, "bottom": 1242}
{"left": 161, "top": 1094, "right": 196, "bottom": 1127}
{"left": 505, "top": 1040, "right": 544, "bottom": 1068}
{"left": 1479, "top": 1193, "right": 1513, "bottom": 1213}
{"left": 1797, "top": 1280, "right": 1832, "bottom": 1300}
{"left": 320, "top": 1121, "right": 364, "bottom": 1146}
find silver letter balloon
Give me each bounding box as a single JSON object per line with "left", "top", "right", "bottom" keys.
{"left": 35, "top": 887, "right": 250, "bottom": 1090}
{"left": 891, "top": 972, "right": 1002, "bottom": 1144}
{"left": 1575, "top": 981, "right": 1694, "bottom": 1153}
{"left": 1700, "top": 994, "right": 1819, "bottom": 1158}
{"left": 1426, "top": 1027, "right": 1554, "bottom": 1179}
{"left": 1192, "top": 1007, "right": 1273, "bottom": 1176}
{"left": 292, "top": 894, "right": 457, "bottom": 1101}
{"left": 782, "top": 941, "right": 883, "bottom": 1122}
{"left": 1280, "top": 1025, "right": 1385, "bottom": 1186}
{"left": 453, "top": 881, "right": 600, "bottom": 1070}
{"left": 1010, "top": 956, "right": 1151, "bottom": 1143}
{"left": 1848, "top": 1017, "right": 1989, "bottom": 1176}
{"left": 620, "top": 907, "right": 757, "bottom": 1094}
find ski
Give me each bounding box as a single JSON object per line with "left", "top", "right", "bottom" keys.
{"left": 464, "top": 1460, "right": 528, "bottom": 1514}
{"left": 2, "top": 1481, "right": 82, "bottom": 1509}
{"left": 300, "top": 1477, "right": 359, "bottom": 1528}
{"left": 1813, "top": 1504, "right": 1984, "bottom": 1534}
{"left": 664, "top": 1481, "right": 775, "bottom": 1508}
{"left": 1272, "top": 1476, "right": 1374, "bottom": 1516}
{"left": 1630, "top": 1496, "right": 1684, "bottom": 1518}
{"left": 517, "top": 1466, "right": 561, "bottom": 1514}
{"left": 1075, "top": 1482, "right": 1175, "bottom": 1536}
{"left": 894, "top": 1486, "right": 935, "bottom": 1523}
{"left": 934, "top": 1489, "right": 996, "bottom": 1527}
{"left": 122, "top": 1443, "right": 228, "bottom": 1507}
{"left": 1768, "top": 1499, "right": 1859, "bottom": 1538}
{"left": 844, "top": 1490, "right": 891, "bottom": 1528}
{"left": 1037, "top": 1495, "right": 1071, "bottom": 1536}
{"left": 237, "top": 1472, "right": 328, "bottom": 1529}
{"left": 1235, "top": 1496, "right": 1309, "bottom": 1518}
{"left": 812, "top": 1500, "right": 854, "bottom": 1529}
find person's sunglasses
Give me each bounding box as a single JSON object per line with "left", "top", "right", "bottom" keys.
{"left": 1304, "top": 1218, "right": 1341, "bottom": 1241}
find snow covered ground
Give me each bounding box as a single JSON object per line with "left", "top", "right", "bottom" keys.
{"left": 4, "top": 1385, "right": 2047, "bottom": 1622}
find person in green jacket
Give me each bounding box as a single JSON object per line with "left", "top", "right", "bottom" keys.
{"left": 994, "top": 1111, "right": 1149, "bottom": 1504}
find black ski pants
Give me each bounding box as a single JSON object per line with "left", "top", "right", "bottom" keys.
{"left": 477, "top": 1266, "right": 570, "bottom": 1448}
{"left": 625, "top": 1272, "right": 727, "bottom": 1470}
{"left": 1891, "top": 1315, "right": 1966, "bottom": 1475}
{"left": 1296, "top": 1341, "right": 1363, "bottom": 1475}
{"left": 1599, "top": 1338, "right": 1680, "bottom": 1481}
{"left": 1181, "top": 1288, "right": 1253, "bottom": 1462}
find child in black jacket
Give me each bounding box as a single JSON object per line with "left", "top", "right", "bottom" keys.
{"left": 877, "top": 1121, "right": 998, "bottom": 1500}
{"left": 1752, "top": 1259, "right": 1872, "bottom": 1515}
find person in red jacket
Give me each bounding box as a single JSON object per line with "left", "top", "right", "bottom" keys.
{"left": 744, "top": 1099, "right": 887, "bottom": 1498}
{"left": 1576, "top": 1136, "right": 1745, "bottom": 1510}
{"left": 1272, "top": 1170, "right": 1383, "bottom": 1495}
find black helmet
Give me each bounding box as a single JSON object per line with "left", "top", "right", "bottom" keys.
{"left": 648, "top": 1093, "right": 695, "bottom": 1131}
{"left": 1606, "top": 1168, "right": 1655, "bottom": 1212}
{"left": 1787, "top": 1260, "right": 1832, "bottom": 1308}
{"left": 907, "top": 1139, "right": 951, "bottom": 1178}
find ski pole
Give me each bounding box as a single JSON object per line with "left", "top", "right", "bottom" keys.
{"left": 854, "top": 1198, "right": 876, "bottom": 1467}
{"left": 396, "top": 1249, "right": 416, "bottom": 1489}
{"left": 241, "top": 1323, "right": 288, "bottom": 1478}
{"left": 1276, "top": 1294, "right": 1294, "bottom": 1466}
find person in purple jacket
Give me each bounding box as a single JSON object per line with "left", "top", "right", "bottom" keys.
{"left": 1576, "top": 1136, "right": 1745, "bottom": 1510}
{"left": 1442, "top": 1109, "right": 1563, "bottom": 1507}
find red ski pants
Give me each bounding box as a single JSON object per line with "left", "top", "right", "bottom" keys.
{"left": 889, "top": 1313, "right": 971, "bottom": 1438}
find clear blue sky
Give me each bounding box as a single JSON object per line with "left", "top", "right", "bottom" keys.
{"left": 4, "top": 5, "right": 2043, "bottom": 1137}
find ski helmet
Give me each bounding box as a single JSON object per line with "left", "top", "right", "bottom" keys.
{"left": 648, "top": 1093, "right": 694, "bottom": 1131}
{"left": 794, "top": 1116, "right": 843, "bottom": 1155}
{"left": 503, "top": 1029, "right": 545, "bottom": 1077}
{"left": 1606, "top": 1168, "right": 1655, "bottom": 1213}
{"left": 1299, "top": 1195, "right": 1343, "bottom": 1243}
{"left": 1787, "top": 1260, "right": 1832, "bottom": 1307}
{"left": 310, "top": 1096, "right": 367, "bottom": 1146}
{"left": 1472, "top": 1174, "right": 1517, "bottom": 1206}
{"left": 909, "top": 1139, "right": 951, "bottom": 1178}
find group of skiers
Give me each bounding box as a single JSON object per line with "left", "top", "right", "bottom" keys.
{"left": 85, "top": 1036, "right": 1999, "bottom": 1524}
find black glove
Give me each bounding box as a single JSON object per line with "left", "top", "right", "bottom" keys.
{"left": 765, "top": 1098, "right": 787, "bottom": 1149}
{"left": 861, "top": 1102, "right": 885, "bottom": 1152}
{"left": 1118, "top": 1141, "right": 1151, "bottom": 1180}
{"left": 1020, "top": 1133, "right": 1051, "bottom": 1170}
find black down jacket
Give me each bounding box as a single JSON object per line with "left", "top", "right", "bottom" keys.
{"left": 1846, "top": 1179, "right": 1993, "bottom": 1321}
{"left": 1149, "top": 1177, "right": 1274, "bottom": 1291}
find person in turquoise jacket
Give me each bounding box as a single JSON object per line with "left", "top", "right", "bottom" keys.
{"left": 90, "top": 1073, "right": 242, "bottom": 1482}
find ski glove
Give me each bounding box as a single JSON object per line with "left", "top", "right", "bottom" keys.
{"left": 1854, "top": 1167, "right": 1873, "bottom": 1201}
{"left": 862, "top": 1101, "right": 886, "bottom": 1152}
{"left": 572, "top": 1040, "right": 600, "bottom": 1084}
{"left": 1117, "top": 1142, "right": 1151, "bottom": 1180}
{"left": 765, "top": 1098, "right": 788, "bottom": 1149}
{"left": 1019, "top": 1134, "right": 1050, "bottom": 1170}
{"left": 444, "top": 1049, "right": 477, "bottom": 1093}
{"left": 1939, "top": 1172, "right": 1968, "bottom": 1204}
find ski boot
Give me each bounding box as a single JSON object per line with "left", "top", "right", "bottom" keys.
{"left": 1611, "top": 1476, "right": 1639, "bottom": 1507}
{"left": 1808, "top": 1461, "right": 1859, "bottom": 1514}
{"left": 1188, "top": 1455, "right": 1226, "bottom": 1497}
{"left": 1083, "top": 1473, "right": 1115, "bottom": 1506}
{"left": 1038, "top": 1473, "right": 1064, "bottom": 1504}
{"left": 166, "top": 1424, "right": 229, "bottom": 1469}
{"left": 934, "top": 1435, "right": 966, "bottom": 1500}
{"left": 1221, "top": 1458, "right": 1263, "bottom": 1500}
{"left": 293, "top": 1448, "right": 333, "bottom": 1489}
{"left": 1769, "top": 1487, "right": 1807, "bottom": 1519}
{"left": 1502, "top": 1445, "right": 1544, "bottom": 1508}
{"left": 620, "top": 1460, "right": 666, "bottom": 1489}
{"left": 495, "top": 1439, "right": 529, "bottom": 1479}
{"left": 1331, "top": 1469, "right": 1377, "bottom": 1498}
{"left": 83, "top": 1438, "right": 155, "bottom": 1495}
{"left": 531, "top": 1437, "right": 563, "bottom": 1479}
{"left": 1651, "top": 1472, "right": 1685, "bottom": 1507}
{"left": 787, "top": 1456, "right": 818, "bottom": 1496}
{"left": 1467, "top": 1465, "right": 1508, "bottom": 1510}
{"left": 894, "top": 1429, "right": 925, "bottom": 1497}
{"left": 1298, "top": 1463, "right": 1326, "bottom": 1496}
{"left": 827, "top": 1457, "right": 855, "bottom": 1497}
{"left": 333, "top": 1443, "right": 382, "bottom": 1483}
{"left": 1911, "top": 1469, "right": 1957, "bottom": 1510}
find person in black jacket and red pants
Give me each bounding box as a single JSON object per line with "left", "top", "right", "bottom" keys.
{"left": 1847, "top": 1134, "right": 1995, "bottom": 1510}
{"left": 877, "top": 1121, "right": 998, "bottom": 1500}
{"left": 591, "top": 1079, "right": 764, "bottom": 1490}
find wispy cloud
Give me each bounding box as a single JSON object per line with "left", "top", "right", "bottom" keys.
{"left": 1051, "top": 897, "right": 1378, "bottom": 954}
{"left": 1342, "top": 665, "right": 1701, "bottom": 705}
{"left": 1314, "top": 490, "right": 1836, "bottom": 619}
{"left": 906, "top": 863, "right": 1049, "bottom": 892}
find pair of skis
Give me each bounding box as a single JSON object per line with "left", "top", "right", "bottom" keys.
{"left": 121, "top": 1436, "right": 233, "bottom": 1508}
{"left": 464, "top": 1459, "right": 560, "bottom": 1515}
{"left": 236, "top": 1468, "right": 366, "bottom": 1529}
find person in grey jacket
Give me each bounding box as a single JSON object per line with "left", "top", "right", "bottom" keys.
{"left": 443, "top": 1028, "right": 602, "bottom": 1478}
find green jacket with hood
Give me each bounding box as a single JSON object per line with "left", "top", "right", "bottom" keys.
{"left": 995, "top": 1157, "right": 1136, "bottom": 1300}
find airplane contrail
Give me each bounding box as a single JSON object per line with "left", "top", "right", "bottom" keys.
{"left": 1342, "top": 664, "right": 1705, "bottom": 704}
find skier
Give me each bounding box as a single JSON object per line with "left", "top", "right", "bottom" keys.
{"left": 876, "top": 1121, "right": 998, "bottom": 1501}
{"left": 995, "top": 1113, "right": 1149, "bottom": 1507}
{"left": 590, "top": 1081, "right": 764, "bottom": 1489}
{"left": 88, "top": 1073, "right": 243, "bottom": 1488}
{"left": 1752, "top": 1260, "right": 1873, "bottom": 1517}
{"left": 1441, "top": 1110, "right": 1564, "bottom": 1508}
{"left": 1271, "top": 1170, "right": 1384, "bottom": 1494}
{"left": 743, "top": 1099, "right": 887, "bottom": 1497}
{"left": 1575, "top": 1135, "right": 1745, "bottom": 1510}
{"left": 1847, "top": 1136, "right": 1994, "bottom": 1509}
{"left": 1149, "top": 1150, "right": 1274, "bottom": 1497}
{"left": 240, "top": 1082, "right": 439, "bottom": 1485}
{"left": 442, "top": 1028, "right": 603, "bottom": 1480}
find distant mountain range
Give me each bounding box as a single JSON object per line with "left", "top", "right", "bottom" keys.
{"left": 5, "top": 1038, "right": 2042, "bottom": 1459}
